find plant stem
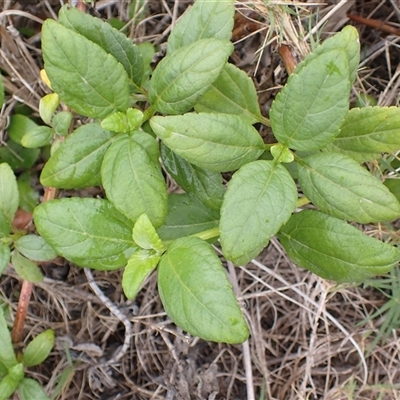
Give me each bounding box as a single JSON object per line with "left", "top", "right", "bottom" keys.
{"left": 11, "top": 280, "right": 33, "bottom": 349}
{"left": 191, "top": 227, "right": 220, "bottom": 241}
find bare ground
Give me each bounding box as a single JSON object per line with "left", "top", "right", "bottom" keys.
{"left": 1, "top": 1, "right": 400, "bottom": 399}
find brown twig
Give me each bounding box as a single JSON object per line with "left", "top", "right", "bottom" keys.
{"left": 347, "top": 14, "right": 400, "bottom": 37}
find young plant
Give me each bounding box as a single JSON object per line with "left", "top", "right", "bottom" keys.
{"left": 0, "top": 307, "right": 54, "bottom": 400}
{"left": 28, "top": 0, "right": 400, "bottom": 344}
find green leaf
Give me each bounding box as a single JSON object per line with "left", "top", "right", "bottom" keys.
{"left": 42, "top": 19, "right": 129, "bottom": 118}
{"left": 122, "top": 249, "right": 160, "bottom": 300}
{"left": 270, "top": 144, "right": 294, "bottom": 163}
{"left": 8, "top": 363, "right": 23, "bottom": 382}
{"left": 0, "top": 375, "right": 18, "bottom": 400}
{"left": 17, "top": 173, "right": 39, "bottom": 212}
{"left": 59, "top": 4, "right": 144, "bottom": 89}
{"left": 39, "top": 93, "right": 59, "bottom": 126}
{"left": 0, "top": 307, "right": 17, "bottom": 369}
{"left": 21, "top": 126, "right": 53, "bottom": 149}
{"left": 101, "top": 108, "right": 143, "bottom": 133}
{"left": 101, "top": 135, "right": 167, "bottom": 228}
{"left": 270, "top": 49, "right": 350, "bottom": 151}
{"left": 17, "top": 378, "right": 50, "bottom": 400}
{"left": 326, "top": 107, "right": 400, "bottom": 162}
{"left": 150, "top": 113, "right": 264, "bottom": 172}
{"left": 194, "top": 63, "right": 262, "bottom": 124}
{"left": 14, "top": 235, "right": 57, "bottom": 262}
{"left": 131, "top": 131, "right": 160, "bottom": 165}
{"left": 158, "top": 236, "right": 249, "bottom": 343}
{"left": 132, "top": 214, "right": 163, "bottom": 252}
{"left": 23, "top": 329, "right": 54, "bottom": 367}
{"left": 298, "top": 152, "right": 400, "bottom": 223}
{"left": 220, "top": 160, "right": 297, "bottom": 265}
{"left": 157, "top": 194, "right": 220, "bottom": 242}
{"left": 0, "top": 243, "right": 10, "bottom": 276}
{"left": 0, "top": 140, "right": 39, "bottom": 170}
{"left": 278, "top": 210, "right": 400, "bottom": 282}
{"left": 167, "top": 0, "right": 234, "bottom": 54}
{"left": 11, "top": 251, "right": 43, "bottom": 283}
{"left": 52, "top": 111, "right": 73, "bottom": 136}
{"left": 0, "top": 213, "right": 11, "bottom": 238}
{"left": 300, "top": 26, "right": 359, "bottom": 85}
{"left": 149, "top": 38, "right": 233, "bottom": 115}
{"left": 160, "top": 143, "right": 224, "bottom": 210}
{"left": 40, "top": 123, "right": 116, "bottom": 189}
{"left": 7, "top": 115, "right": 38, "bottom": 145}
{"left": 0, "top": 163, "right": 19, "bottom": 225}
{"left": 33, "top": 198, "right": 135, "bottom": 270}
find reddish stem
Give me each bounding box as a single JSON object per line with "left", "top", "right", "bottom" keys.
{"left": 11, "top": 280, "right": 33, "bottom": 348}
{"left": 347, "top": 14, "right": 400, "bottom": 36}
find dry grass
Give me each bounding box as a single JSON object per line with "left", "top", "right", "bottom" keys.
{"left": 1, "top": 1, "right": 400, "bottom": 399}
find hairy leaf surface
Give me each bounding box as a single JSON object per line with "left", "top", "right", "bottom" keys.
{"left": 149, "top": 39, "right": 233, "bottom": 115}
{"left": 167, "top": 0, "right": 234, "bottom": 53}
{"left": 41, "top": 124, "right": 116, "bottom": 189}
{"left": 298, "top": 152, "right": 400, "bottom": 222}
{"left": 101, "top": 135, "right": 167, "bottom": 227}
{"left": 220, "top": 161, "right": 297, "bottom": 265}
{"left": 279, "top": 210, "right": 400, "bottom": 282}
{"left": 151, "top": 113, "right": 264, "bottom": 172}
{"left": 158, "top": 237, "right": 249, "bottom": 343}
{"left": 42, "top": 20, "right": 129, "bottom": 118}
{"left": 34, "top": 198, "right": 135, "bottom": 270}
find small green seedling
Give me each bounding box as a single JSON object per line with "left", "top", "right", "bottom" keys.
{"left": 11, "top": 0, "right": 400, "bottom": 344}
{"left": 0, "top": 307, "right": 54, "bottom": 400}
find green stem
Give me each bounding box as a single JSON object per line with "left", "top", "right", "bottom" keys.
{"left": 257, "top": 115, "right": 271, "bottom": 127}
{"left": 296, "top": 196, "right": 310, "bottom": 207}
{"left": 142, "top": 105, "right": 155, "bottom": 123}
{"left": 190, "top": 227, "right": 220, "bottom": 241}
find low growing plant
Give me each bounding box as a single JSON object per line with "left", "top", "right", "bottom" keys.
{"left": 5, "top": 0, "right": 400, "bottom": 344}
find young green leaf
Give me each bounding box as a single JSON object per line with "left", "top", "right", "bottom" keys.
{"left": 195, "top": 63, "right": 262, "bottom": 124}
{"left": 270, "top": 49, "right": 350, "bottom": 151}
{"left": 0, "top": 375, "right": 19, "bottom": 400}
{"left": 101, "top": 135, "right": 167, "bottom": 228}
{"left": 33, "top": 198, "right": 135, "bottom": 270}
{"left": 40, "top": 123, "right": 117, "bottom": 189}
{"left": 0, "top": 163, "right": 19, "bottom": 225}
{"left": 0, "top": 243, "right": 10, "bottom": 276}
{"left": 150, "top": 113, "right": 264, "bottom": 172}
{"left": 158, "top": 236, "right": 249, "bottom": 343}
{"left": 17, "top": 378, "right": 50, "bottom": 400}
{"left": 23, "top": 329, "right": 54, "bottom": 367}
{"left": 278, "top": 210, "right": 400, "bottom": 282}
{"left": 11, "top": 251, "right": 43, "bottom": 283}
{"left": 270, "top": 144, "right": 294, "bottom": 163}
{"left": 298, "top": 152, "right": 400, "bottom": 223}
{"left": 0, "top": 307, "right": 17, "bottom": 369}
{"left": 7, "top": 115, "right": 38, "bottom": 145}
{"left": 167, "top": 0, "right": 234, "bottom": 54}
{"left": 122, "top": 249, "right": 160, "bottom": 300}
{"left": 21, "top": 126, "right": 53, "bottom": 149}
{"left": 326, "top": 107, "right": 400, "bottom": 162}
{"left": 39, "top": 93, "right": 59, "bottom": 126}
{"left": 59, "top": 4, "right": 144, "bottom": 89}
{"left": 101, "top": 108, "right": 143, "bottom": 133}
{"left": 157, "top": 194, "right": 220, "bottom": 242}
{"left": 42, "top": 20, "right": 129, "bottom": 118}
{"left": 149, "top": 38, "right": 233, "bottom": 115}
{"left": 132, "top": 214, "right": 163, "bottom": 252}
{"left": 14, "top": 235, "right": 57, "bottom": 262}
{"left": 161, "top": 143, "right": 224, "bottom": 210}
{"left": 8, "top": 363, "right": 24, "bottom": 382}
{"left": 220, "top": 160, "right": 297, "bottom": 265}
{"left": 52, "top": 111, "right": 73, "bottom": 136}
